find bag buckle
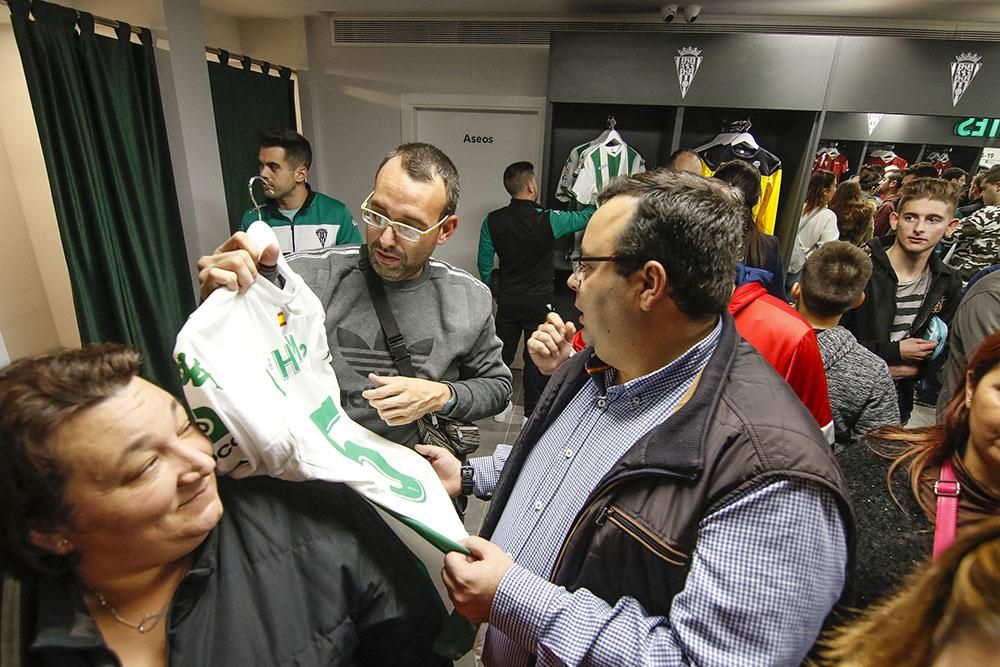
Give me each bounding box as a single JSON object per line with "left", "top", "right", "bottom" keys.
{"left": 934, "top": 480, "right": 961, "bottom": 497}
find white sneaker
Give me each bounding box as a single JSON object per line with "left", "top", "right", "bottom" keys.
{"left": 493, "top": 402, "right": 513, "bottom": 423}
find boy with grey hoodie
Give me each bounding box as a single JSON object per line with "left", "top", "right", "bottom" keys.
{"left": 792, "top": 242, "right": 900, "bottom": 448}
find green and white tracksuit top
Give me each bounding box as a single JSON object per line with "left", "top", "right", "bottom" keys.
{"left": 240, "top": 186, "right": 362, "bottom": 253}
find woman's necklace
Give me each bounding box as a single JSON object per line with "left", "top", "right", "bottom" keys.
{"left": 86, "top": 587, "right": 171, "bottom": 634}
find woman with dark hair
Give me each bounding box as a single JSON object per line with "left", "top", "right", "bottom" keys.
{"left": 816, "top": 515, "right": 1000, "bottom": 666}
{"left": 837, "top": 330, "right": 1000, "bottom": 610}
{"left": 828, "top": 181, "right": 876, "bottom": 246}
{"left": 857, "top": 165, "right": 883, "bottom": 209}
{"left": 714, "top": 159, "right": 787, "bottom": 299}
{"left": 787, "top": 170, "right": 838, "bottom": 291}
{"left": 0, "top": 345, "right": 449, "bottom": 666}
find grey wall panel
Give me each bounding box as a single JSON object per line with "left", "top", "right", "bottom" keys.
{"left": 827, "top": 37, "right": 1000, "bottom": 116}
{"left": 548, "top": 32, "right": 838, "bottom": 111}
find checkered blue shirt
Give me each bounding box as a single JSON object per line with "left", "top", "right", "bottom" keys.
{"left": 470, "top": 320, "right": 848, "bottom": 666}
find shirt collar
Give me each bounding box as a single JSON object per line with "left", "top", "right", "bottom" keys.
{"left": 264, "top": 183, "right": 316, "bottom": 216}
{"left": 585, "top": 318, "right": 723, "bottom": 402}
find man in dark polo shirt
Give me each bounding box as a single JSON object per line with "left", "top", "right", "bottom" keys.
{"left": 477, "top": 161, "right": 594, "bottom": 419}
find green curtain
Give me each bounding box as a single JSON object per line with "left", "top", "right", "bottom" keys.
{"left": 208, "top": 54, "right": 296, "bottom": 233}
{"left": 9, "top": 0, "right": 195, "bottom": 396}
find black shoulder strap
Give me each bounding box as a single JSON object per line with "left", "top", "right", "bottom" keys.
{"left": 358, "top": 246, "right": 416, "bottom": 377}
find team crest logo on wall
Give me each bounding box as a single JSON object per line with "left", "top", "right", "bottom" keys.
{"left": 866, "top": 113, "right": 884, "bottom": 136}
{"left": 951, "top": 52, "right": 982, "bottom": 107}
{"left": 316, "top": 228, "right": 329, "bottom": 246}
{"left": 674, "top": 46, "right": 703, "bottom": 99}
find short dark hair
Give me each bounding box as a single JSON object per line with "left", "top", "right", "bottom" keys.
{"left": 905, "top": 162, "right": 940, "bottom": 179}
{"left": 0, "top": 344, "right": 142, "bottom": 580}
{"left": 981, "top": 164, "right": 1000, "bottom": 187}
{"left": 883, "top": 170, "right": 904, "bottom": 190}
{"left": 597, "top": 169, "right": 743, "bottom": 320}
{"left": 377, "top": 143, "right": 460, "bottom": 217}
{"left": 666, "top": 148, "right": 700, "bottom": 170}
{"left": 800, "top": 241, "right": 873, "bottom": 318}
{"left": 258, "top": 127, "right": 312, "bottom": 169}
{"left": 713, "top": 159, "right": 761, "bottom": 209}
{"left": 941, "top": 167, "right": 968, "bottom": 182}
{"left": 897, "top": 177, "right": 960, "bottom": 214}
{"left": 503, "top": 161, "right": 534, "bottom": 197}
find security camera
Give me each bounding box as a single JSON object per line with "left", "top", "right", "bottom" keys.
{"left": 660, "top": 5, "right": 677, "bottom": 23}
{"left": 684, "top": 5, "right": 701, "bottom": 23}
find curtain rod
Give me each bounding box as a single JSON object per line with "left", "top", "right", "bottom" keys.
{"left": 0, "top": 0, "right": 143, "bottom": 35}
{"left": 0, "top": 0, "right": 295, "bottom": 72}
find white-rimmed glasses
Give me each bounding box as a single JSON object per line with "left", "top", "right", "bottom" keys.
{"left": 360, "top": 191, "right": 448, "bottom": 243}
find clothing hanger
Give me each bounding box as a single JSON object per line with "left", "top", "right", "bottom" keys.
{"left": 731, "top": 132, "right": 759, "bottom": 150}
{"left": 696, "top": 118, "right": 753, "bottom": 152}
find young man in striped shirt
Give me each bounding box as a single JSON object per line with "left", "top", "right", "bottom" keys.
{"left": 842, "top": 178, "right": 962, "bottom": 423}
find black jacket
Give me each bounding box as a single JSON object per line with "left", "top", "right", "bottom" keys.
{"left": 20, "top": 478, "right": 450, "bottom": 666}
{"left": 841, "top": 236, "right": 962, "bottom": 415}
{"left": 481, "top": 313, "right": 855, "bottom": 618}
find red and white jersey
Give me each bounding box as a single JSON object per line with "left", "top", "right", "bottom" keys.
{"left": 813, "top": 151, "right": 850, "bottom": 181}
{"left": 925, "top": 152, "right": 953, "bottom": 174}
{"left": 865, "top": 153, "right": 908, "bottom": 171}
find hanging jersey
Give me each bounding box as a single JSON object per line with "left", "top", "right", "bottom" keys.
{"left": 700, "top": 144, "right": 783, "bottom": 234}
{"left": 864, "top": 154, "right": 909, "bottom": 171}
{"left": 571, "top": 143, "right": 645, "bottom": 205}
{"left": 555, "top": 140, "right": 601, "bottom": 203}
{"left": 925, "top": 152, "right": 953, "bottom": 174}
{"left": 813, "top": 151, "right": 850, "bottom": 181}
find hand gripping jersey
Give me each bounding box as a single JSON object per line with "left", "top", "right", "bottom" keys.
{"left": 173, "top": 222, "right": 468, "bottom": 554}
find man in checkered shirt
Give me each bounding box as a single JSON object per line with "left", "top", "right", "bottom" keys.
{"left": 419, "top": 170, "right": 854, "bottom": 666}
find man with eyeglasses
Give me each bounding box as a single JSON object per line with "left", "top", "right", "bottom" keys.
{"left": 198, "top": 143, "right": 511, "bottom": 446}
{"left": 842, "top": 177, "right": 962, "bottom": 423}
{"left": 418, "top": 170, "right": 853, "bottom": 666}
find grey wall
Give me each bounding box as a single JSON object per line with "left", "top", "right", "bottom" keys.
{"left": 302, "top": 16, "right": 548, "bottom": 231}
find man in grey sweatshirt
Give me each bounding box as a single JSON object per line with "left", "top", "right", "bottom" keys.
{"left": 792, "top": 242, "right": 900, "bottom": 447}
{"left": 198, "top": 143, "right": 511, "bottom": 446}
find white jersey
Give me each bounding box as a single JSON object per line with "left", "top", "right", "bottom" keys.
{"left": 570, "top": 142, "right": 646, "bottom": 205}
{"left": 173, "top": 222, "right": 468, "bottom": 553}
{"left": 555, "top": 139, "right": 601, "bottom": 203}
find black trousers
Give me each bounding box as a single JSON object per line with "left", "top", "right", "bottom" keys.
{"left": 495, "top": 293, "right": 552, "bottom": 417}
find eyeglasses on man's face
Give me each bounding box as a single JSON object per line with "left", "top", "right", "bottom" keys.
{"left": 569, "top": 254, "right": 650, "bottom": 281}
{"left": 360, "top": 191, "right": 448, "bottom": 243}
{"left": 569, "top": 255, "right": 621, "bottom": 281}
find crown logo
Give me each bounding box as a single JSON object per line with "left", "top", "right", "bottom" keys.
{"left": 951, "top": 52, "right": 983, "bottom": 107}
{"left": 674, "top": 46, "right": 704, "bottom": 99}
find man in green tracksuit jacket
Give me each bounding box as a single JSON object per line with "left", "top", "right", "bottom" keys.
{"left": 240, "top": 128, "right": 361, "bottom": 252}
{"left": 477, "top": 161, "right": 594, "bottom": 418}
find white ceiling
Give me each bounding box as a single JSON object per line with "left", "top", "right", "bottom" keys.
{"left": 200, "top": 0, "right": 1000, "bottom": 24}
